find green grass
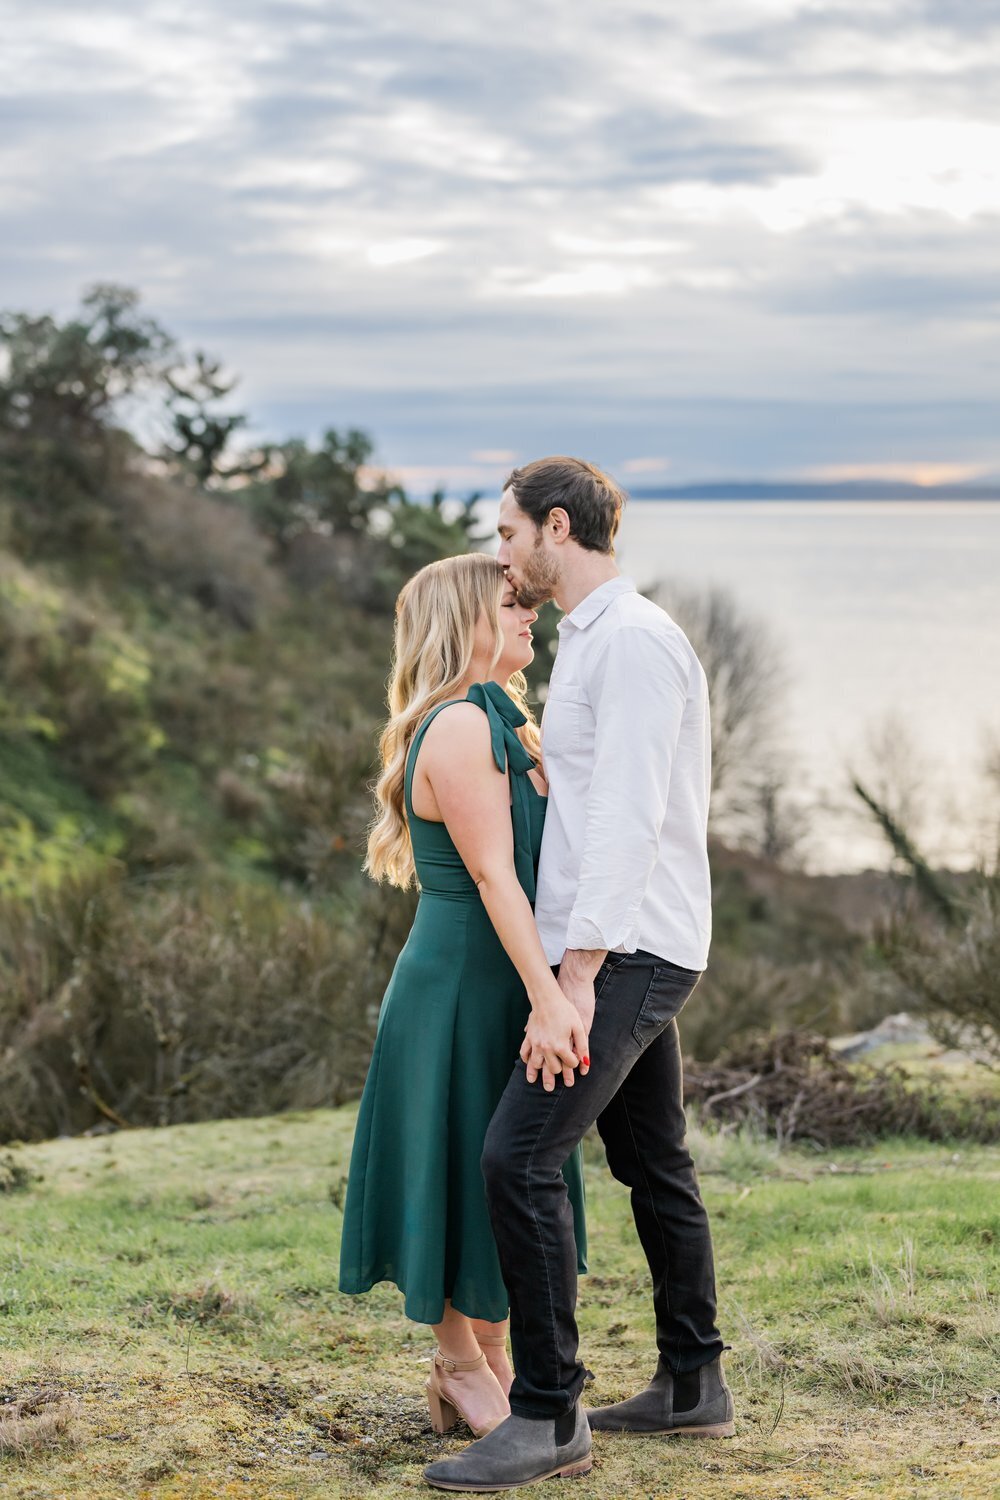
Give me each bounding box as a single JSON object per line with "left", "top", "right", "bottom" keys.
{"left": 1, "top": 1110, "right": 998, "bottom": 1498}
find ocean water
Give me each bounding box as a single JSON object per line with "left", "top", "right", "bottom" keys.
{"left": 478, "top": 498, "right": 1000, "bottom": 873}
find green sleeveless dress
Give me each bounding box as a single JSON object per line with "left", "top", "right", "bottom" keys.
{"left": 338, "top": 680, "right": 587, "bottom": 1324}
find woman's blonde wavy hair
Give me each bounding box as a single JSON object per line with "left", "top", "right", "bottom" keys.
{"left": 365, "top": 553, "right": 542, "bottom": 889}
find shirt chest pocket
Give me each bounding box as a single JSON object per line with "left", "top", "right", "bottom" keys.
{"left": 542, "top": 683, "right": 589, "bottom": 757}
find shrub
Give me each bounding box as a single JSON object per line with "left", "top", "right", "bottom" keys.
{"left": 853, "top": 775, "right": 1000, "bottom": 1068}
{"left": 120, "top": 472, "right": 279, "bottom": 628}
{"left": 680, "top": 949, "right": 860, "bottom": 1062}
{"left": 0, "top": 867, "right": 416, "bottom": 1142}
{"left": 877, "top": 880, "right": 1000, "bottom": 1069}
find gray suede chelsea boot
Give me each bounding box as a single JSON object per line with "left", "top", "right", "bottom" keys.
{"left": 423, "top": 1405, "right": 592, "bottom": 1491}
{"left": 586, "top": 1354, "right": 734, "bottom": 1436}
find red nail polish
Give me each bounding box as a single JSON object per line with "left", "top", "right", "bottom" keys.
{"left": 583, "top": 1056, "right": 590, "bottom": 1067}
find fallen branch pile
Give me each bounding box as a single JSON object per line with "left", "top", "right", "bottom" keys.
{"left": 684, "top": 1031, "right": 1000, "bottom": 1147}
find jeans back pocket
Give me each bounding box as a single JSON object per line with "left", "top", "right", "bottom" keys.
{"left": 632, "top": 964, "right": 702, "bottom": 1049}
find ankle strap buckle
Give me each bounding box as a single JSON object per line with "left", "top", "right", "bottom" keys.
{"left": 434, "top": 1348, "right": 485, "bottom": 1374}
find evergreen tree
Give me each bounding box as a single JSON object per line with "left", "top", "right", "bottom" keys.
{"left": 0, "top": 284, "right": 172, "bottom": 552}
{"left": 163, "top": 352, "right": 265, "bottom": 487}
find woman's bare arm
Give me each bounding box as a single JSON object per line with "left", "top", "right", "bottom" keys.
{"left": 419, "top": 704, "right": 588, "bottom": 1090}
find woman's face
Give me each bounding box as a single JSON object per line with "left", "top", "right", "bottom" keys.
{"left": 473, "top": 582, "right": 538, "bottom": 678}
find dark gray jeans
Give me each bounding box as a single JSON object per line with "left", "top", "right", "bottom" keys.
{"left": 481, "top": 949, "right": 724, "bottom": 1419}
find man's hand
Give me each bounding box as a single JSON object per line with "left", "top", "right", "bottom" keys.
{"left": 556, "top": 948, "right": 607, "bottom": 1077}
{"left": 520, "top": 993, "right": 589, "bottom": 1092}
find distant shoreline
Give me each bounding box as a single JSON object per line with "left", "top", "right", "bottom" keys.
{"left": 627, "top": 481, "right": 1000, "bottom": 501}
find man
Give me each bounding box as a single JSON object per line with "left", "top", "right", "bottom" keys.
{"left": 424, "top": 456, "right": 732, "bottom": 1492}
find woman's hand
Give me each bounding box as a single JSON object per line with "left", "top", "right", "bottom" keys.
{"left": 521, "top": 989, "right": 590, "bottom": 1092}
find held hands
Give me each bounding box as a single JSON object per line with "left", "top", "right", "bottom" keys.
{"left": 520, "top": 988, "right": 590, "bottom": 1093}
{"left": 520, "top": 949, "right": 605, "bottom": 1091}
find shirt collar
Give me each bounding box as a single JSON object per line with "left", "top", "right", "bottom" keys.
{"left": 558, "top": 575, "right": 636, "bottom": 633}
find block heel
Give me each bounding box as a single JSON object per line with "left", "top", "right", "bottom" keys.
{"left": 426, "top": 1381, "right": 459, "bottom": 1434}
{"left": 425, "top": 1348, "right": 507, "bottom": 1439}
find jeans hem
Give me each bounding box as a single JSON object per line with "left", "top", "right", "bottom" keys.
{"left": 509, "top": 1391, "right": 585, "bottom": 1422}
{"left": 657, "top": 1339, "right": 727, "bottom": 1375}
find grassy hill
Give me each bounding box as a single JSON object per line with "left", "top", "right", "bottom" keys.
{"left": 0, "top": 285, "right": 491, "bottom": 1140}
{"left": 1, "top": 1107, "right": 998, "bottom": 1498}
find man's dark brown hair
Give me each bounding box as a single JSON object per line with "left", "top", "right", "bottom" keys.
{"left": 503, "top": 456, "right": 626, "bottom": 555}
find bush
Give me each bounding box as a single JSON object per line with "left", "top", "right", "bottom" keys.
{"left": 120, "top": 473, "right": 279, "bottom": 628}
{"left": 877, "top": 878, "right": 1000, "bottom": 1068}
{"left": 852, "top": 775, "right": 1000, "bottom": 1068}
{"left": 680, "top": 951, "right": 853, "bottom": 1062}
{"left": 0, "top": 868, "right": 416, "bottom": 1142}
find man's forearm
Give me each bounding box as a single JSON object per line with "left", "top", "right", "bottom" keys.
{"left": 559, "top": 946, "right": 607, "bottom": 982}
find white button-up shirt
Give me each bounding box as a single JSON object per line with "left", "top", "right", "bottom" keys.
{"left": 535, "top": 576, "right": 712, "bottom": 971}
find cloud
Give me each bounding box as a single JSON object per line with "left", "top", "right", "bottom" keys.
{"left": 622, "top": 457, "right": 672, "bottom": 474}
{"left": 801, "top": 461, "right": 990, "bottom": 486}
{"left": 366, "top": 239, "right": 445, "bottom": 267}
{"left": 2, "top": 0, "right": 999, "bottom": 478}
{"left": 770, "top": 267, "right": 1000, "bottom": 319}
{"left": 483, "top": 262, "right": 661, "bottom": 299}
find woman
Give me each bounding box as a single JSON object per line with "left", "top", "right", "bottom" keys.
{"left": 338, "top": 552, "right": 588, "bottom": 1439}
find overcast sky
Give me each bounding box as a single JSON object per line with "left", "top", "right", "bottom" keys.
{"left": 4, "top": 0, "right": 1000, "bottom": 490}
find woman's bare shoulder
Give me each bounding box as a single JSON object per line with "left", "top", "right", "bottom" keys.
{"left": 419, "top": 700, "right": 494, "bottom": 764}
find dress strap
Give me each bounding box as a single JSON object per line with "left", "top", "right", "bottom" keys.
{"left": 465, "top": 681, "right": 534, "bottom": 776}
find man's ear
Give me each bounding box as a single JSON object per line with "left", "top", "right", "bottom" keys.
{"left": 547, "top": 506, "right": 572, "bottom": 543}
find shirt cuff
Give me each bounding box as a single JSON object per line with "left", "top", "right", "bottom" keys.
{"left": 564, "top": 913, "right": 641, "bottom": 955}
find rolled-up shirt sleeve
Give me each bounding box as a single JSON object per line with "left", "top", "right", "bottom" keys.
{"left": 564, "top": 625, "right": 690, "bottom": 954}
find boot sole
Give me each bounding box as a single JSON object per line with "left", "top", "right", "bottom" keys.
{"left": 662, "top": 1420, "right": 735, "bottom": 1438}
{"left": 589, "top": 1419, "right": 735, "bottom": 1438}
{"left": 425, "top": 1457, "right": 593, "bottom": 1491}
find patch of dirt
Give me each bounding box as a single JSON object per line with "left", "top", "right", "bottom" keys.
{"left": 187, "top": 1371, "right": 302, "bottom": 1421}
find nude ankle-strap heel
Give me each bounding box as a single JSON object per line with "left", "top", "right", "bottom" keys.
{"left": 426, "top": 1349, "right": 505, "bottom": 1439}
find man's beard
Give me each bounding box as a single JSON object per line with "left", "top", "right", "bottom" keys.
{"left": 514, "top": 537, "right": 560, "bottom": 608}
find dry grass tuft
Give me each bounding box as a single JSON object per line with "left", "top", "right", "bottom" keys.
{"left": 819, "top": 1344, "right": 898, "bottom": 1400}
{"left": 0, "top": 1147, "right": 39, "bottom": 1193}
{"left": 0, "top": 1386, "right": 78, "bottom": 1458}
{"left": 866, "top": 1237, "right": 917, "bottom": 1324}
{"left": 134, "top": 1277, "right": 257, "bottom": 1329}
{"left": 964, "top": 1280, "right": 1000, "bottom": 1353}
{"left": 731, "top": 1304, "right": 788, "bottom": 1377}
